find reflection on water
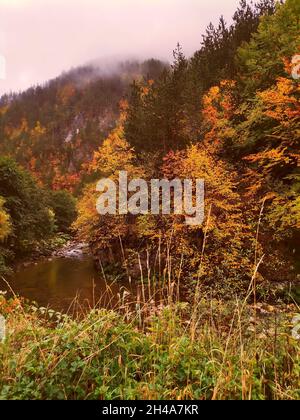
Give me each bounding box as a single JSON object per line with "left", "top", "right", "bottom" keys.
{"left": 3, "top": 257, "right": 130, "bottom": 313}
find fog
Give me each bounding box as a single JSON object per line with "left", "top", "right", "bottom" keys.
{"left": 0, "top": 0, "right": 241, "bottom": 94}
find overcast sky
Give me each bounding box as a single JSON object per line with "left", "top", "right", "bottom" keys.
{"left": 0, "top": 0, "right": 241, "bottom": 95}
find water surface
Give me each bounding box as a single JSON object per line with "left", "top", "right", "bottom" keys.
{"left": 4, "top": 256, "right": 130, "bottom": 313}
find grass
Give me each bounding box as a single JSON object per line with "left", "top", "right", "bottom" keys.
{"left": 0, "top": 279, "right": 299, "bottom": 400}
{"left": 0, "top": 215, "right": 299, "bottom": 400}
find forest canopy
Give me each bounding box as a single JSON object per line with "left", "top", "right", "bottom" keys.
{"left": 0, "top": 0, "right": 299, "bottom": 298}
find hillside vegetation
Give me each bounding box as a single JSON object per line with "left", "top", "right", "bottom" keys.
{"left": 0, "top": 291, "right": 299, "bottom": 400}
{"left": 75, "top": 0, "right": 300, "bottom": 301}
{"left": 0, "top": 0, "right": 299, "bottom": 400}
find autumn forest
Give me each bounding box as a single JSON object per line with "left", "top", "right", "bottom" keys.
{"left": 0, "top": 0, "right": 299, "bottom": 401}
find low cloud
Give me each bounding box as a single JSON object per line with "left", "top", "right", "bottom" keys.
{"left": 0, "top": 0, "right": 240, "bottom": 94}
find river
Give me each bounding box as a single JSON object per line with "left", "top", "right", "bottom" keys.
{"left": 2, "top": 251, "right": 133, "bottom": 314}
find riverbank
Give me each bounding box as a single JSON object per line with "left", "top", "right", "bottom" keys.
{"left": 0, "top": 293, "right": 299, "bottom": 400}
{"left": 7, "top": 235, "right": 300, "bottom": 316}
{"left": 53, "top": 241, "right": 90, "bottom": 259}
{"left": 14, "top": 235, "right": 90, "bottom": 272}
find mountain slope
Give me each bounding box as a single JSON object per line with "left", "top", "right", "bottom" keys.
{"left": 0, "top": 59, "right": 166, "bottom": 191}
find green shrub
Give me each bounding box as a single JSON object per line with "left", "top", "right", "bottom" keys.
{"left": 0, "top": 302, "right": 299, "bottom": 400}
{"left": 48, "top": 190, "right": 77, "bottom": 233}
